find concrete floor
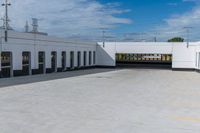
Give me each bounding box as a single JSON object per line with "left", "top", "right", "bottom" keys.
{"left": 0, "top": 68, "right": 200, "bottom": 133}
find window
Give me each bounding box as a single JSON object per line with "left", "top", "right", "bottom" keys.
{"left": 77, "top": 51, "right": 81, "bottom": 68}
{"left": 89, "top": 51, "right": 92, "bottom": 65}
{"left": 84, "top": 51, "right": 87, "bottom": 66}
{"left": 38, "top": 52, "right": 45, "bottom": 74}
{"left": 22, "top": 52, "right": 31, "bottom": 75}
{"left": 93, "top": 51, "right": 96, "bottom": 65}
{"left": 70, "top": 51, "right": 74, "bottom": 68}
{"left": 51, "top": 51, "right": 57, "bottom": 72}
{"left": 62, "top": 51, "right": 66, "bottom": 70}
{"left": 1, "top": 52, "right": 13, "bottom": 77}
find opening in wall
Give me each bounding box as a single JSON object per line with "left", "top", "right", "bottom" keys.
{"left": 62, "top": 51, "right": 66, "bottom": 71}
{"left": 89, "top": 51, "right": 92, "bottom": 66}
{"left": 1, "top": 52, "right": 13, "bottom": 78}
{"left": 93, "top": 51, "right": 96, "bottom": 65}
{"left": 38, "top": 51, "right": 45, "bottom": 74}
{"left": 51, "top": 51, "right": 57, "bottom": 72}
{"left": 70, "top": 51, "right": 74, "bottom": 69}
{"left": 77, "top": 51, "right": 81, "bottom": 68}
{"left": 84, "top": 51, "right": 87, "bottom": 67}
{"left": 22, "top": 52, "right": 31, "bottom": 75}
{"left": 116, "top": 53, "right": 172, "bottom": 68}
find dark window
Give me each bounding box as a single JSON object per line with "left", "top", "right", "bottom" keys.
{"left": 22, "top": 52, "right": 31, "bottom": 75}
{"left": 51, "top": 51, "right": 57, "bottom": 72}
{"left": 84, "top": 51, "right": 87, "bottom": 66}
{"left": 70, "top": 51, "right": 74, "bottom": 68}
{"left": 38, "top": 52, "right": 45, "bottom": 74}
{"left": 1, "top": 52, "right": 12, "bottom": 77}
{"left": 89, "top": 51, "right": 92, "bottom": 65}
{"left": 77, "top": 51, "right": 81, "bottom": 68}
{"left": 62, "top": 51, "right": 66, "bottom": 70}
{"left": 93, "top": 51, "right": 96, "bottom": 64}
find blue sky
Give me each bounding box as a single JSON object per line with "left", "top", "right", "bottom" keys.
{"left": 101, "top": 0, "right": 195, "bottom": 32}
{"left": 0, "top": 0, "right": 199, "bottom": 41}
{"left": 99, "top": 0, "right": 198, "bottom": 41}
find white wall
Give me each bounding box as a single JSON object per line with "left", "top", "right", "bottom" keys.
{"left": 96, "top": 41, "right": 200, "bottom": 69}
{"left": 0, "top": 30, "right": 97, "bottom": 71}
{"left": 96, "top": 42, "right": 173, "bottom": 67}
{"left": 96, "top": 42, "right": 116, "bottom": 66}
{"left": 172, "top": 43, "right": 198, "bottom": 69}
{"left": 116, "top": 42, "right": 173, "bottom": 54}
{"left": 1, "top": 30, "right": 200, "bottom": 72}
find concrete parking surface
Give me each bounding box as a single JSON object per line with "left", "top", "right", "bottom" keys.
{"left": 0, "top": 68, "right": 200, "bottom": 133}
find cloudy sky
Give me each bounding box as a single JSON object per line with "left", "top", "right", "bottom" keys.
{"left": 0, "top": 0, "right": 200, "bottom": 41}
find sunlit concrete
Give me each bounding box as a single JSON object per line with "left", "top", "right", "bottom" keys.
{"left": 0, "top": 68, "right": 200, "bottom": 133}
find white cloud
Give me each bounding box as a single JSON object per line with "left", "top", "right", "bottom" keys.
{"left": 0, "top": 0, "right": 131, "bottom": 39}
{"left": 155, "top": 4, "right": 200, "bottom": 41}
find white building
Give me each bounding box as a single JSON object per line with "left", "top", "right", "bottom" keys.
{"left": 97, "top": 42, "right": 200, "bottom": 70}
{"left": 1, "top": 30, "right": 200, "bottom": 78}
{"left": 0, "top": 30, "right": 97, "bottom": 77}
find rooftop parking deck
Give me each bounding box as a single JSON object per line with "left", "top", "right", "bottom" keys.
{"left": 0, "top": 68, "right": 200, "bottom": 133}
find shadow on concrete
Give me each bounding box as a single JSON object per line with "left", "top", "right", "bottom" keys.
{"left": 116, "top": 62, "right": 172, "bottom": 70}
{"left": 0, "top": 68, "right": 117, "bottom": 88}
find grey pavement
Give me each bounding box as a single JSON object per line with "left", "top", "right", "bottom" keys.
{"left": 0, "top": 68, "right": 200, "bottom": 133}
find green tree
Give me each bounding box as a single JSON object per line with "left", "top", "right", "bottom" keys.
{"left": 168, "top": 37, "right": 184, "bottom": 42}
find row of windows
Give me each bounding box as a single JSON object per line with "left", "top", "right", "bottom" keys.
{"left": 0, "top": 51, "right": 96, "bottom": 77}
{"left": 1, "top": 51, "right": 96, "bottom": 67}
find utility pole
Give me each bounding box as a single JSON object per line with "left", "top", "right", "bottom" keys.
{"left": 102, "top": 30, "right": 105, "bottom": 47}
{"left": 183, "top": 27, "right": 192, "bottom": 48}
{"left": 154, "top": 37, "right": 157, "bottom": 42}
{"left": 100, "top": 28, "right": 109, "bottom": 47}
{"left": 2, "top": 0, "right": 11, "bottom": 42}
{"left": 154, "top": 32, "right": 158, "bottom": 42}
{"left": 25, "top": 21, "right": 29, "bottom": 32}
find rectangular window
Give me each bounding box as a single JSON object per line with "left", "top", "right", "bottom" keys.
{"left": 84, "top": 51, "right": 87, "bottom": 66}
{"left": 93, "top": 51, "right": 96, "bottom": 65}
{"left": 89, "top": 51, "right": 92, "bottom": 65}
{"left": 51, "top": 51, "right": 57, "bottom": 72}
{"left": 1, "top": 52, "right": 13, "bottom": 77}
{"left": 62, "top": 51, "right": 66, "bottom": 70}
{"left": 70, "top": 51, "right": 74, "bottom": 68}
{"left": 22, "top": 52, "right": 31, "bottom": 75}
{"left": 38, "top": 52, "right": 45, "bottom": 74}
{"left": 77, "top": 51, "right": 81, "bottom": 68}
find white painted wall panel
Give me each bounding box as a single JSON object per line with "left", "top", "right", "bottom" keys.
{"left": 57, "top": 51, "right": 62, "bottom": 68}
{"left": 116, "top": 42, "right": 173, "bottom": 54}
{"left": 96, "top": 43, "right": 116, "bottom": 66}
{"left": 0, "top": 30, "right": 96, "bottom": 73}
{"left": 172, "top": 44, "right": 196, "bottom": 69}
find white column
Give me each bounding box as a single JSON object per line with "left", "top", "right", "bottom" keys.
{"left": 66, "top": 51, "right": 70, "bottom": 68}
{"left": 74, "top": 51, "right": 77, "bottom": 67}
{"left": 45, "top": 51, "right": 51, "bottom": 69}
{"left": 13, "top": 51, "right": 22, "bottom": 70}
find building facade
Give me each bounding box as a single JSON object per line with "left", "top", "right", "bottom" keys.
{"left": 1, "top": 30, "right": 200, "bottom": 78}
{"left": 97, "top": 42, "right": 200, "bottom": 70}
{"left": 0, "top": 30, "right": 97, "bottom": 77}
